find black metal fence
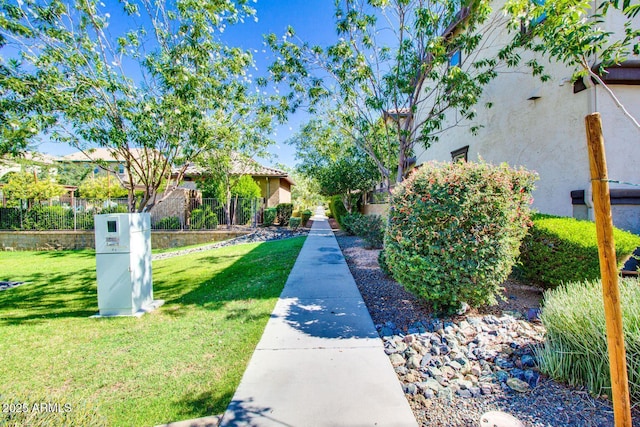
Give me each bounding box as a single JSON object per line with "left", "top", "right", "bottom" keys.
{"left": 0, "top": 197, "right": 264, "bottom": 231}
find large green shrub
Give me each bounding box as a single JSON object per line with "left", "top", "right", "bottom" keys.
{"left": 154, "top": 216, "right": 180, "bottom": 230}
{"left": 340, "top": 212, "right": 361, "bottom": 235}
{"left": 301, "top": 209, "right": 312, "bottom": 226}
{"left": 537, "top": 278, "right": 640, "bottom": 404}
{"left": 384, "top": 160, "right": 537, "bottom": 312}
{"left": 358, "top": 215, "right": 385, "bottom": 249}
{"left": 23, "top": 205, "right": 72, "bottom": 230}
{"left": 328, "top": 195, "right": 348, "bottom": 226}
{"left": 276, "top": 203, "right": 294, "bottom": 226}
{"left": 263, "top": 208, "right": 277, "bottom": 226}
{"left": 518, "top": 214, "right": 640, "bottom": 288}
{"left": 289, "top": 217, "right": 302, "bottom": 229}
{"left": 0, "top": 207, "right": 22, "bottom": 230}
{"left": 190, "top": 207, "right": 218, "bottom": 230}
{"left": 233, "top": 176, "right": 261, "bottom": 225}
{"left": 341, "top": 212, "right": 385, "bottom": 249}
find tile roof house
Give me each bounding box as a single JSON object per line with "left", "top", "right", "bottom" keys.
{"left": 60, "top": 147, "right": 148, "bottom": 179}
{"left": 52, "top": 148, "right": 294, "bottom": 208}
{"left": 177, "top": 155, "right": 294, "bottom": 208}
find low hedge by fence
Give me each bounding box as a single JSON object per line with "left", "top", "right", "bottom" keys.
{"left": 517, "top": 214, "right": 640, "bottom": 288}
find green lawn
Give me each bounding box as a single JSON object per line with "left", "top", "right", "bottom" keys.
{"left": 0, "top": 237, "right": 305, "bottom": 427}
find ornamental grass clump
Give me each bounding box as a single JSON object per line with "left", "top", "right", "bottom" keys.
{"left": 537, "top": 278, "right": 640, "bottom": 404}
{"left": 383, "top": 160, "right": 537, "bottom": 313}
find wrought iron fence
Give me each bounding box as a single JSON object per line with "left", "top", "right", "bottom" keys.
{"left": 0, "top": 197, "right": 264, "bottom": 231}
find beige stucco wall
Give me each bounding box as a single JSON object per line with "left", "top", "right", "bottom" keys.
{"left": 363, "top": 203, "right": 389, "bottom": 217}
{"left": 254, "top": 177, "right": 292, "bottom": 207}
{"left": 278, "top": 180, "right": 292, "bottom": 204}
{"left": 414, "top": 1, "right": 640, "bottom": 230}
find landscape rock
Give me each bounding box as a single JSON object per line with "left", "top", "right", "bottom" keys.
{"left": 381, "top": 313, "right": 546, "bottom": 405}
{"left": 507, "top": 378, "right": 531, "bottom": 393}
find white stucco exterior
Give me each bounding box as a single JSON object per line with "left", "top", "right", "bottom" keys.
{"left": 414, "top": 0, "right": 640, "bottom": 233}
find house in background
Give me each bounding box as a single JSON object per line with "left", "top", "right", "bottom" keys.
{"left": 60, "top": 147, "right": 135, "bottom": 180}
{"left": 178, "top": 156, "right": 294, "bottom": 208}
{"left": 413, "top": 0, "right": 640, "bottom": 233}
{"left": 0, "top": 151, "right": 61, "bottom": 180}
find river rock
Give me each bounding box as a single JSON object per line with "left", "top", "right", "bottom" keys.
{"left": 507, "top": 377, "right": 531, "bottom": 393}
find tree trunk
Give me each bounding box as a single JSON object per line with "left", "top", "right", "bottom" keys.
{"left": 225, "top": 186, "right": 232, "bottom": 230}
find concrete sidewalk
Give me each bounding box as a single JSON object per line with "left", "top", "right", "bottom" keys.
{"left": 220, "top": 211, "right": 417, "bottom": 427}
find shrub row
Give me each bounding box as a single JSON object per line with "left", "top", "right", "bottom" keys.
{"left": 517, "top": 214, "right": 640, "bottom": 288}
{"left": 289, "top": 217, "right": 302, "bottom": 229}
{"left": 537, "top": 278, "right": 640, "bottom": 404}
{"left": 301, "top": 209, "right": 312, "bottom": 226}
{"left": 276, "top": 203, "right": 293, "bottom": 226}
{"left": 190, "top": 207, "right": 218, "bottom": 230}
{"left": 154, "top": 216, "right": 181, "bottom": 230}
{"left": 341, "top": 212, "right": 385, "bottom": 249}
{"left": 263, "top": 208, "right": 277, "bottom": 226}
{"left": 383, "top": 160, "right": 537, "bottom": 313}
{"left": 0, "top": 205, "right": 129, "bottom": 231}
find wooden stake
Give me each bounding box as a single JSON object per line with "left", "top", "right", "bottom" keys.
{"left": 585, "top": 112, "right": 632, "bottom": 427}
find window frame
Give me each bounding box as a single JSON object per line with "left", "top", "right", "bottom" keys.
{"left": 451, "top": 145, "right": 469, "bottom": 162}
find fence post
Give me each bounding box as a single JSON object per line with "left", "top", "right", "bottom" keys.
{"left": 73, "top": 197, "right": 77, "bottom": 231}
{"left": 251, "top": 198, "right": 257, "bottom": 229}
{"left": 585, "top": 112, "right": 632, "bottom": 427}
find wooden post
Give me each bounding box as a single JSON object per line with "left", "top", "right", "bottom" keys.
{"left": 585, "top": 112, "right": 632, "bottom": 427}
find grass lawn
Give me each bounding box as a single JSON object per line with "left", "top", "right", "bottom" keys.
{"left": 0, "top": 237, "right": 305, "bottom": 427}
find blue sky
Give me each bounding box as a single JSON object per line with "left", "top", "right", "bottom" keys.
{"left": 38, "top": 0, "right": 340, "bottom": 169}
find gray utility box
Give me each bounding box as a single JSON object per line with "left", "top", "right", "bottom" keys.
{"left": 95, "top": 213, "right": 153, "bottom": 316}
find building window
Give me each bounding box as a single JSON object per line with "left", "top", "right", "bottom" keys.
{"left": 94, "top": 167, "right": 100, "bottom": 175}
{"left": 449, "top": 49, "right": 461, "bottom": 68}
{"left": 451, "top": 146, "right": 469, "bottom": 162}
{"left": 118, "top": 164, "right": 125, "bottom": 174}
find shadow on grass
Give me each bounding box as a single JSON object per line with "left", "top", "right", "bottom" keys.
{"left": 175, "top": 389, "right": 235, "bottom": 422}
{"left": 154, "top": 240, "right": 304, "bottom": 313}
{"left": 0, "top": 238, "right": 305, "bottom": 327}
{"left": 0, "top": 267, "right": 98, "bottom": 325}
{"left": 33, "top": 250, "right": 95, "bottom": 259}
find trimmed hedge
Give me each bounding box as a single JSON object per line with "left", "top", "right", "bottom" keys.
{"left": 384, "top": 160, "right": 537, "bottom": 313}
{"left": 289, "top": 217, "right": 302, "bottom": 229}
{"left": 537, "top": 278, "right": 640, "bottom": 404}
{"left": 154, "top": 216, "right": 180, "bottom": 230}
{"left": 276, "top": 203, "right": 294, "bottom": 226}
{"left": 190, "top": 207, "right": 218, "bottom": 230}
{"left": 328, "top": 195, "right": 348, "bottom": 226}
{"left": 301, "top": 209, "right": 312, "bottom": 226}
{"left": 263, "top": 208, "right": 277, "bottom": 226}
{"left": 517, "top": 214, "right": 640, "bottom": 288}
{"left": 23, "top": 205, "right": 71, "bottom": 230}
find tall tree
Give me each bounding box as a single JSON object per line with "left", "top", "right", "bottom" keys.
{"left": 195, "top": 107, "right": 274, "bottom": 227}
{"left": 0, "top": 0, "right": 281, "bottom": 211}
{"left": 267, "top": 0, "right": 518, "bottom": 185}
{"left": 288, "top": 118, "right": 382, "bottom": 212}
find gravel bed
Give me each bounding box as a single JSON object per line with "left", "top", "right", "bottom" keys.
{"left": 153, "top": 227, "right": 309, "bottom": 260}
{"left": 336, "top": 233, "right": 640, "bottom": 427}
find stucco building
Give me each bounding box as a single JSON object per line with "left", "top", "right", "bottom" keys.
{"left": 413, "top": 0, "right": 640, "bottom": 233}
{"left": 178, "top": 156, "right": 293, "bottom": 208}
